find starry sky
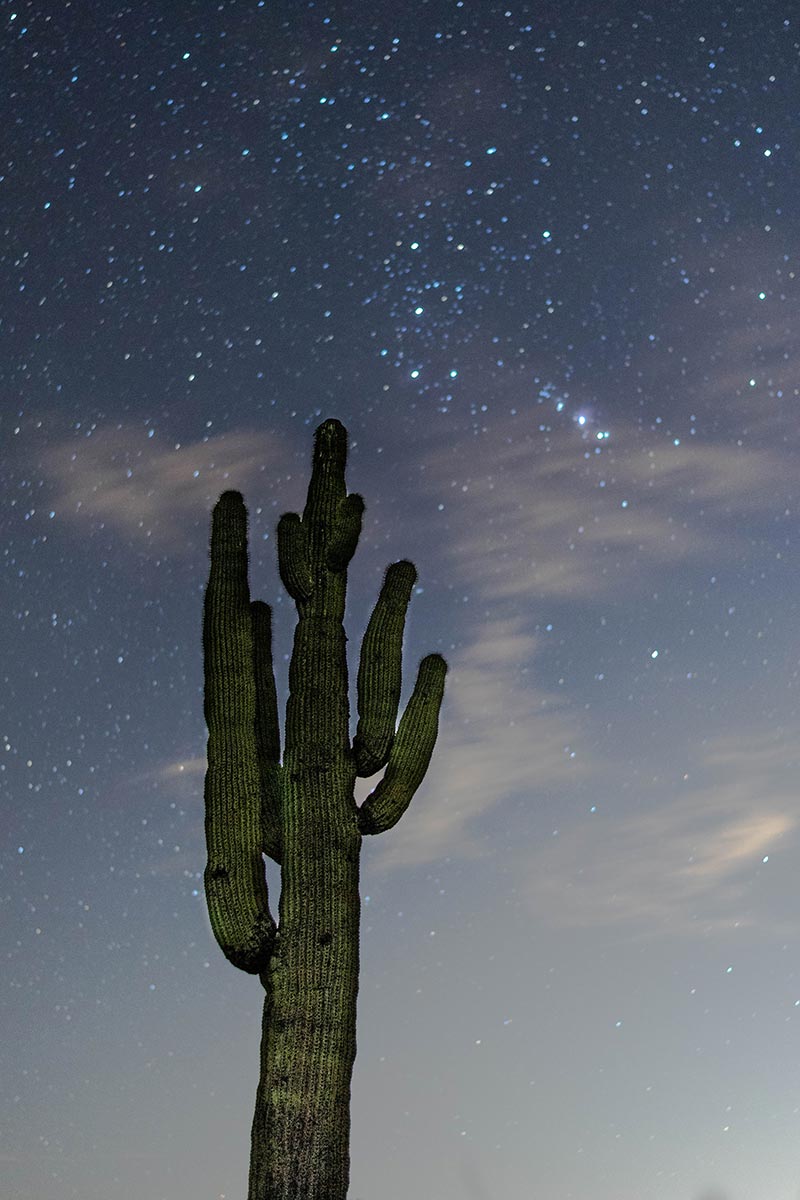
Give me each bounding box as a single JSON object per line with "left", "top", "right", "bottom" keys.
{"left": 3, "top": 2, "right": 800, "bottom": 1198}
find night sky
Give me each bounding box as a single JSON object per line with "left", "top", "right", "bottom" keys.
{"left": 3, "top": 3, "right": 800, "bottom": 1198}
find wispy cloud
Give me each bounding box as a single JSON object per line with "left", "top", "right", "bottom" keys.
{"left": 354, "top": 409, "right": 795, "bottom": 879}
{"left": 41, "top": 426, "right": 284, "bottom": 552}
{"left": 361, "top": 613, "right": 588, "bottom": 871}
{"left": 414, "top": 415, "right": 795, "bottom": 606}
{"left": 516, "top": 727, "right": 799, "bottom": 938}
{"left": 159, "top": 756, "right": 206, "bottom": 780}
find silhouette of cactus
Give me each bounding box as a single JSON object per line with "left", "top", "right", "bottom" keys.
{"left": 203, "top": 418, "right": 447, "bottom": 1199}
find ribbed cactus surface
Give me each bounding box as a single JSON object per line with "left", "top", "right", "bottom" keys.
{"left": 202, "top": 418, "right": 446, "bottom": 1200}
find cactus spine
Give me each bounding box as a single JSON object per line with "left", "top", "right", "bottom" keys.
{"left": 203, "top": 418, "right": 447, "bottom": 1200}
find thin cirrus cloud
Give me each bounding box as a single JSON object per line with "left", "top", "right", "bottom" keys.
{"left": 359, "top": 611, "right": 589, "bottom": 872}
{"left": 164, "top": 719, "right": 800, "bottom": 938}
{"left": 41, "top": 425, "right": 283, "bottom": 551}
{"left": 384, "top": 413, "right": 799, "bottom": 916}
{"left": 515, "top": 725, "right": 799, "bottom": 938}
{"left": 413, "top": 414, "right": 794, "bottom": 605}
{"left": 160, "top": 756, "right": 206, "bottom": 780}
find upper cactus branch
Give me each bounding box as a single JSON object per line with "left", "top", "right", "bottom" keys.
{"left": 353, "top": 560, "right": 417, "bottom": 777}
{"left": 250, "top": 600, "right": 282, "bottom": 864}
{"left": 275, "top": 419, "right": 363, "bottom": 599}
{"left": 304, "top": 418, "right": 349, "bottom": 534}
{"left": 280, "top": 419, "right": 354, "bottom": 758}
{"left": 357, "top": 652, "right": 448, "bottom": 834}
{"left": 327, "top": 493, "right": 365, "bottom": 573}
{"left": 203, "top": 492, "right": 277, "bottom": 973}
{"left": 276, "top": 514, "right": 313, "bottom": 602}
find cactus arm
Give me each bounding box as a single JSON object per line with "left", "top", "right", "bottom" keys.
{"left": 326, "top": 492, "right": 365, "bottom": 573}
{"left": 303, "top": 417, "right": 349, "bottom": 535}
{"left": 353, "top": 560, "right": 417, "bottom": 777}
{"left": 357, "top": 652, "right": 447, "bottom": 834}
{"left": 250, "top": 600, "right": 283, "bottom": 865}
{"left": 276, "top": 512, "right": 314, "bottom": 601}
{"left": 283, "top": 418, "right": 353, "bottom": 759}
{"left": 203, "top": 491, "right": 277, "bottom": 974}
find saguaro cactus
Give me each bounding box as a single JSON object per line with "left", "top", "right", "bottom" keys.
{"left": 203, "top": 417, "right": 447, "bottom": 1199}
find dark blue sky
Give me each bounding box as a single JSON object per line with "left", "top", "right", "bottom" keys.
{"left": 3, "top": 3, "right": 800, "bottom": 1198}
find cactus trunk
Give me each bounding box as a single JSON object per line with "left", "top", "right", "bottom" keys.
{"left": 202, "top": 419, "right": 446, "bottom": 1198}
{"left": 249, "top": 817, "right": 359, "bottom": 1198}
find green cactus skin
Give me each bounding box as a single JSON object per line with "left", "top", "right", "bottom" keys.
{"left": 202, "top": 418, "right": 447, "bottom": 1200}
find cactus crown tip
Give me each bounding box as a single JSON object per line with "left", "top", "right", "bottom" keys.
{"left": 388, "top": 559, "right": 417, "bottom": 586}
{"left": 317, "top": 416, "right": 346, "bottom": 434}
{"left": 314, "top": 417, "right": 348, "bottom": 451}
{"left": 218, "top": 489, "right": 244, "bottom": 506}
